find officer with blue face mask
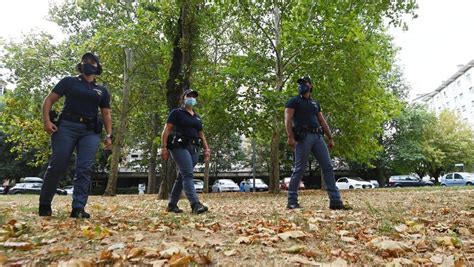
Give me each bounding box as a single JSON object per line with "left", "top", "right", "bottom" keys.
{"left": 285, "top": 76, "right": 348, "bottom": 210}
{"left": 161, "top": 89, "right": 211, "bottom": 214}
{"left": 39, "top": 53, "right": 113, "bottom": 218}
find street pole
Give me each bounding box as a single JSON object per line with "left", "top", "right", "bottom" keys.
{"left": 252, "top": 138, "right": 256, "bottom": 193}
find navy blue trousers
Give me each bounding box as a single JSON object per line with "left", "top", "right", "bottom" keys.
{"left": 40, "top": 120, "right": 100, "bottom": 209}
{"left": 288, "top": 133, "right": 341, "bottom": 204}
{"left": 169, "top": 146, "right": 200, "bottom": 207}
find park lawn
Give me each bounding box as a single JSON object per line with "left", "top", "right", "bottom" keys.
{"left": 0, "top": 187, "right": 473, "bottom": 266}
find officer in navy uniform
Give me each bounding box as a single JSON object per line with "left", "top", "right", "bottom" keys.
{"left": 161, "top": 89, "right": 211, "bottom": 214}
{"left": 284, "top": 76, "right": 347, "bottom": 210}
{"left": 39, "top": 53, "right": 113, "bottom": 218}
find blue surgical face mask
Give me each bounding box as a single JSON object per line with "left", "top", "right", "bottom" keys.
{"left": 184, "top": 97, "right": 197, "bottom": 106}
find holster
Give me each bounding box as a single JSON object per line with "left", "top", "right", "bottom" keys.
{"left": 167, "top": 133, "right": 201, "bottom": 151}
{"left": 49, "top": 110, "right": 60, "bottom": 127}
{"left": 293, "top": 126, "right": 308, "bottom": 142}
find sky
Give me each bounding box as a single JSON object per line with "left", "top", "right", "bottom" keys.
{"left": 1, "top": 0, "right": 474, "bottom": 99}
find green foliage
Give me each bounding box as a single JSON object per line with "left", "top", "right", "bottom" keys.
{"left": 0, "top": 1, "right": 420, "bottom": 180}
{"left": 390, "top": 106, "right": 474, "bottom": 179}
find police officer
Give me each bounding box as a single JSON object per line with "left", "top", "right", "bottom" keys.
{"left": 39, "top": 53, "right": 112, "bottom": 218}
{"left": 161, "top": 89, "right": 211, "bottom": 214}
{"left": 284, "top": 76, "right": 347, "bottom": 210}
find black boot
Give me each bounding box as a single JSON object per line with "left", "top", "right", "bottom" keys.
{"left": 70, "top": 208, "right": 91, "bottom": 219}
{"left": 39, "top": 205, "right": 52, "bottom": 217}
{"left": 191, "top": 202, "right": 208, "bottom": 214}
{"left": 329, "top": 200, "right": 351, "bottom": 210}
{"left": 286, "top": 203, "right": 302, "bottom": 210}
{"left": 166, "top": 204, "right": 183, "bottom": 213}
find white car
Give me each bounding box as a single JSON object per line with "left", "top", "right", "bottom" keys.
{"left": 212, "top": 179, "right": 240, "bottom": 193}
{"left": 193, "top": 179, "right": 204, "bottom": 193}
{"left": 336, "top": 177, "right": 374, "bottom": 190}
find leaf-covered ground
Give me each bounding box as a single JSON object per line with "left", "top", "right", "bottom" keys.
{"left": 1, "top": 187, "right": 473, "bottom": 266}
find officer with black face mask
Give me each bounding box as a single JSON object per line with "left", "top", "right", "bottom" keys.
{"left": 39, "top": 53, "right": 113, "bottom": 219}
{"left": 284, "top": 76, "right": 348, "bottom": 210}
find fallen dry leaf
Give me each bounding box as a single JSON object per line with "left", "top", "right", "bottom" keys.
{"left": 223, "top": 249, "right": 238, "bottom": 256}
{"left": 277, "top": 230, "right": 306, "bottom": 241}
{"left": 58, "top": 258, "right": 94, "bottom": 267}
{"left": 0, "top": 241, "right": 34, "bottom": 251}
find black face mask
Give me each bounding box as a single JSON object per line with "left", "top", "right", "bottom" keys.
{"left": 82, "top": 63, "right": 98, "bottom": 76}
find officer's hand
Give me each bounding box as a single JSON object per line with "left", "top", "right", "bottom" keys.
{"left": 328, "top": 138, "right": 335, "bottom": 150}
{"left": 44, "top": 121, "right": 58, "bottom": 135}
{"left": 203, "top": 149, "right": 211, "bottom": 163}
{"left": 161, "top": 148, "right": 169, "bottom": 161}
{"left": 103, "top": 137, "right": 112, "bottom": 150}
{"left": 287, "top": 136, "right": 296, "bottom": 150}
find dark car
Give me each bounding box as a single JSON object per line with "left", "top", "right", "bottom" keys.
{"left": 8, "top": 183, "right": 67, "bottom": 195}
{"left": 387, "top": 175, "right": 433, "bottom": 187}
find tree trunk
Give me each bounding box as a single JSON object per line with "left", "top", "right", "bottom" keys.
{"left": 104, "top": 48, "right": 134, "bottom": 196}
{"left": 204, "top": 161, "right": 210, "bottom": 193}
{"left": 269, "top": 116, "right": 281, "bottom": 193}
{"left": 158, "top": 1, "right": 196, "bottom": 199}
{"left": 147, "top": 112, "right": 160, "bottom": 194}
{"left": 268, "top": 5, "right": 283, "bottom": 194}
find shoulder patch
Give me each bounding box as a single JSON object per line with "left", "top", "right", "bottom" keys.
{"left": 93, "top": 88, "right": 103, "bottom": 96}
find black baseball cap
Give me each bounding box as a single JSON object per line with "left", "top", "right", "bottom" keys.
{"left": 297, "top": 76, "right": 312, "bottom": 85}
{"left": 81, "top": 53, "right": 100, "bottom": 64}
{"left": 183, "top": 89, "right": 198, "bottom": 97}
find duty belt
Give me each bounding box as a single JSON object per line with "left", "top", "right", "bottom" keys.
{"left": 60, "top": 112, "right": 96, "bottom": 124}
{"left": 306, "top": 127, "right": 324, "bottom": 134}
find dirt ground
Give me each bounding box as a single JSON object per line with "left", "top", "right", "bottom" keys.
{"left": 1, "top": 187, "right": 473, "bottom": 266}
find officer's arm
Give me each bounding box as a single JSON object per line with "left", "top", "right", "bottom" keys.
{"left": 317, "top": 112, "right": 333, "bottom": 140}
{"left": 161, "top": 123, "right": 174, "bottom": 149}
{"left": 100, "top": 108, "right": 112, "bottom": 136}
{"left": 284, "top": 108, "right": 295, "bottom": 138}
{"left": 42, "top": 92, "right": 61, "bottom": 124}
{"left": 198, "top": 131, "right": 210, "bottom": 151}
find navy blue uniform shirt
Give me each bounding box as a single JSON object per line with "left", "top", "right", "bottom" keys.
{"left": 52, "top": 76, "right": 110, "bottom": 118}
{"left": 285, "top": 95, "right": 321, "bottom": 128}
{"left": 166, "top": 108, "right": 203, "bottom": 139}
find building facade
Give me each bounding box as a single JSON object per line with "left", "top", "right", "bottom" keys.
{"left": 413, "top": 60, "right": 474, "bottom": 127}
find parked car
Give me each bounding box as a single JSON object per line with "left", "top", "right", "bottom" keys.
{"left": 0, "top": 186, "right": 3, "bottom": 194}
{"left": 64, "top": 185, "right": 74, "bottom": 195}
{"left": 9, "top": 177, "right": 68, "bottom": 195}
{"left": 241, "top": 179, "right": 269, "bottom": 192}
{"left": 336, "top": 177, "right": 373, "bottom": 190}
{"left": 440, "top": 172, "right": 474, "bottom": 186}
{"left": 212, "top": 179, "right": 240, "bottom": 193}
{"left": 21, "top": 177, "right": 44, "bottom": 183}
{"left": 369, "top": 180, "right": 380, "bottom": 188}
{"left": 387, "top": 175, "right": 433, "bottom": 187}
{"left": 279, "top": 177, "right": 305, "bottom": 190}
{"left": 193, "top": 179, "right": 204, "bottom": 193}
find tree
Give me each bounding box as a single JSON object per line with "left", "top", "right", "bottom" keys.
{"left": 158, "top": 0, "right": 199, "bottom": 200}
{"left": 423, "top": 110, "right": 474, "bottom": 182}
{"left": 390, "top": 104, "right": 435, "bottom": 178}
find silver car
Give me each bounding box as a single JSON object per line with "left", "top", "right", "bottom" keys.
{"left": 193, "top": 179, "right": 204, "bottom": 193}
{"left": 440, "top": 172, "right": 474, "bottom": 186}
